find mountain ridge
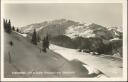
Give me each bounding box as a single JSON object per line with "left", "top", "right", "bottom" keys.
{"left": 20, "top": 19, "right": 122, "bottom": 40}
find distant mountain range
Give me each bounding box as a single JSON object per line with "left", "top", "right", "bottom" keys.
{"left": 20, "top": 19, "right": 122, "bottom": 56}
{"left": 20, "top": 19, "right": 122, "bottom": 40}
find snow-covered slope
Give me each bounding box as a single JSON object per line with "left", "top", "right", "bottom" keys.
{"left": 20, "top": 21, "right": 48, "bottom": 33}
{"left": 20, "top": 19, "right": 72, "bottom": 34}
{"left": 65, "top": 25, "right": 95, "bottom": 38}
{"left": 37, "top": 19, "right": 79, "bottom": 38}
{"left": 107, "top": 26, "right": 122, "bottom": 32}
{"left": 50, "top": 44, "right": 122, "bottom": 77}
{"left": 64, "top": 23, "right": 120, "bottom": 40}
{"left": 4, "top": 32, "right": 101, "bottom": 78}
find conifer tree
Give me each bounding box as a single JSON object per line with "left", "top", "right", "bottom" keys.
{"left": 16, "top": 28, "right": 19, "bottom": 32}
{"left": 12, "top": 26, "right": 15, "bottom": 31}
{"left": 37, "top": 33, "right": 41, "bottom": 42}
{"left": 3, "top": 19, "right": 6, "bottom": 31}
{"left": 45, "top": 34, "right": 49, "bottom": 49}
{"left": 42, "top": 37, "right": 46, "bottom": 52}
{"left": 8, "top": 19, "right": 12, "bottom": 33}
{"left": 4, "top": 19, "right": 8, "bottom": 32}
{"left": 3, "top": 19, "right": 12, "bottom": 33}
{"left": 31, "top": 29, "right": 37, "bottom": 45}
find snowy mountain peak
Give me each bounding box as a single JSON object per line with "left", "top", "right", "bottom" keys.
{"left": 20, "top": 19, "right": 122, "bottom": 40}
{"left": 65, "top": 23, "right": 111, "bottom": 39}
{"left": 65, "top": 24, "right": 95, "bottom": 38}
{"left": 20, "top": 21, "right": 49, "bottom": 33}
{"left": 20, "top": 19, "right": 77, "bottom": 34}
{"left": 107, "top": 26, "right": 122, "bottom": 32}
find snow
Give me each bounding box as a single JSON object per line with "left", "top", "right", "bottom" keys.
{"left": 49, "top": 44, "right": 122, "bottom": 78}
{"left": 4, "top": 31, "right": 122, "bottom": 78}
{"left": 36, "top": 26, "right": 44, "bottom": 31}
{"left": 23, "top": 25, "right": 34, "bottom": 33}
{"left": 5, "top": 32, "right": 100, "bottom": 78}
{"left": 83, "top": 65, "right": 100, "bottom": 74}
{"left": 17, "top": 32, "right": 27, "bottom": 37}
{"left": 22, "top": 25, "right": 43, "bottom": 33}
{"left": 107, "top": 26, "right": 122, "bottom": 32}
{"left": 96, "top": 74, "right": 108, "bottom": 78}
{"left": 109, "top": 38, "right": 120, "bottom": 41}
{"left": 80, "top": 29, "right": 95, "bottom": 38}
{"left": 20, "top": 34, "right": 27, "bottom": 37}
{"left": 65, "top": 25, "right": 95, "bottom": 38}
{"left": 79, "top": 22, "right": 92, "bottom": 26}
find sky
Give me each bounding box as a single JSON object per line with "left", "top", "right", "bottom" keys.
{"left": 4, "top": 3, "right": 122, "bottom": 27}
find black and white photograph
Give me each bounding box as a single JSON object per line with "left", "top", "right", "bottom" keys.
{"left": 1, "top": 0, "right": 127, "bottom": 81}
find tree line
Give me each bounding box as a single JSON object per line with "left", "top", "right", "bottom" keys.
{"left": 50, "top": 35, "right": 122, "bottom": 55}
{"left": 3, "top": 19, "right": 49, "bottom": 52}
{"left": 3, "top": 19, "right": 20, "bottom": 33}
{"left": 3, "top": 19, "right": 12, "bottom": 33}
{"left": 31, "top": 29, "right": 49, "bottom": 52}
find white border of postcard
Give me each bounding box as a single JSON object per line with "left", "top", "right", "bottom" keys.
{"left": 1, "top": 0, "right": 127, "bottom": 81}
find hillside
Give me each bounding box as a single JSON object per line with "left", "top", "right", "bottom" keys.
{"left": 4, "top": 31, "right": 102, "bottom": 78}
